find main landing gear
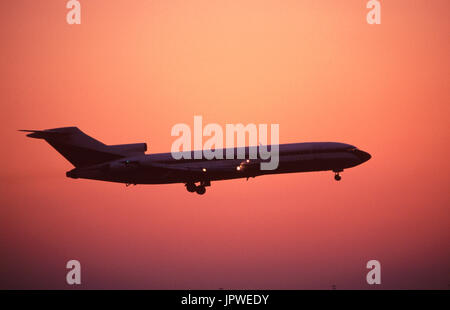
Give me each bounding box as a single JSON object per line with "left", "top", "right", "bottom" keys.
{"left": 333, "top": 170, "right": 343, "bottom": 181}
{"left": 185, "top": 181, "right": 210, "bottom": 195}
{"left": 195, "top": 186, "right": 206, "bottom": 195}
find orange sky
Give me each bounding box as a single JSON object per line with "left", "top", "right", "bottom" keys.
{"left": 0, "top": 0, "right": 449, "bottom": 289}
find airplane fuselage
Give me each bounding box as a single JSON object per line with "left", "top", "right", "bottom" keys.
{"left": 66, "top": 142, "right": 371, "bottom": 189}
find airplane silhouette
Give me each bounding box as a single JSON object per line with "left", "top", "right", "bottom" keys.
{"left": 21, "top": 127, "right": 371, "bottom": 195}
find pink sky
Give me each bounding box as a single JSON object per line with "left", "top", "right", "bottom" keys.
{"left": 0, "top": 0, "right": 449, "bottom": 289}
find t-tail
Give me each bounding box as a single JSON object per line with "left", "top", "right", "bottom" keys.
{"left": 20, "top": 127, "right": 147, "bottom": 168}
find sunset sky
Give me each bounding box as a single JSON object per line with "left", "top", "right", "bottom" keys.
{"left": 0, "top": 0, "right": 449, "bottom": 289}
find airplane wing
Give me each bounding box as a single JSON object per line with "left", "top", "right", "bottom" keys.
{"left": 148, "top": 159, "right": 261, "bottom": 177}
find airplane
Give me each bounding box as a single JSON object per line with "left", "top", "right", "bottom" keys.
{"left": 21, "top": 127, "right": 371, "bottom": 195}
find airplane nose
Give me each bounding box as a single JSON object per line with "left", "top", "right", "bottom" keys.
{"left": 355, "top": 149, "right": 371, "bottom": 163}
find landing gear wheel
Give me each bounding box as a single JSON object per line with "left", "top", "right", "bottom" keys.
{"left": 334, "top": 173, "right": 341, "bottom": 181}
{"left": 195, "top": 186, "right": 206, "bottom": 195}
{"left": 186, "top": 183, "right": 196, "bottom": 193}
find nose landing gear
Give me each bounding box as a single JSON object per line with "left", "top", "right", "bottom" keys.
{"left": 333, "top": 169, "right": 343, "bottom": 181}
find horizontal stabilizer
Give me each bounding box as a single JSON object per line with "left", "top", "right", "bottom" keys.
{"left": 19, "top": 129, "right": 70, "bottom": 139}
